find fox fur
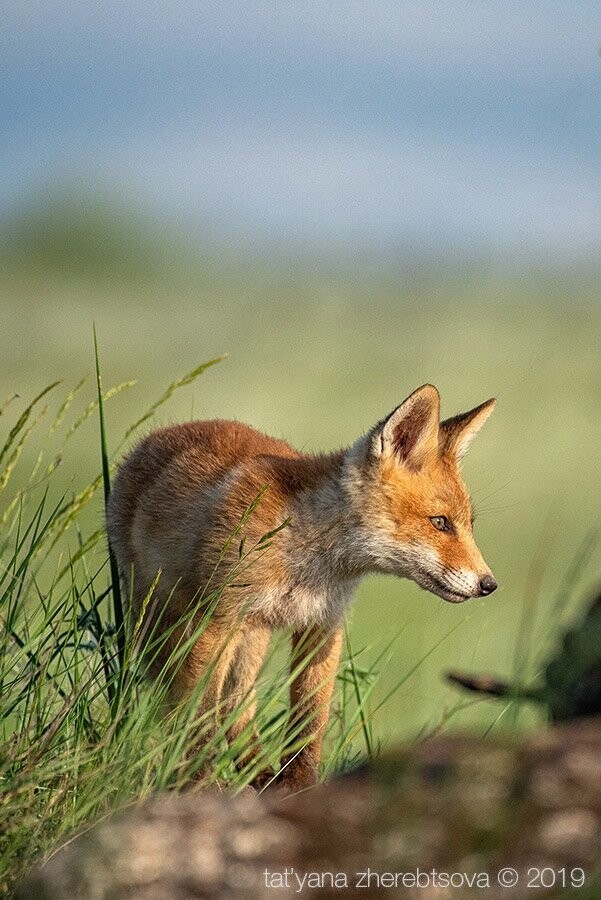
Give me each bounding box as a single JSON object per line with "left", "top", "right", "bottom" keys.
{"left": 106, "top": 384, "right": 496, "bottom": 790}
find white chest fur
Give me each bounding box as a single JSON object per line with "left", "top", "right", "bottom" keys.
{"left": 251, "top": 577, "right": 360, "bottom": 630}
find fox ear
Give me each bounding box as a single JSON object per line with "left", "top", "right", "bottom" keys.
{"left": 373, "top": 384, "right": 440, "bottom": 470}
{"left": 440, "top": 398, "right": 496, "bottom": 461}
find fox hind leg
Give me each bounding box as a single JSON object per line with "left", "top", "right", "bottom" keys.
{"left": 171, "top": 619, "right": 244, "bottom": 781}
{"left": 282, "top": 623, "right": 343, "bottom": 791}
{"left": 222, "top": 624, "right": 273, "bottom": 786}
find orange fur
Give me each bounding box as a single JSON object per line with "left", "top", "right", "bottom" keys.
{"left": 107, "top": 386, "right": 496, "bottom": 790}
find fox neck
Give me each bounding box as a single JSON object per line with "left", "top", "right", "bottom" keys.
{"left": 284, "top": 445, "right": 379, "bottom": 587}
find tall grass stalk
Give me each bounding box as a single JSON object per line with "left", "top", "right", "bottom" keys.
{"left": 93, "top": 325, "right": 124, "bottom": 673}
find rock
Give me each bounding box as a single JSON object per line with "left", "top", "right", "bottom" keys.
{"left": 18, "top": 719, "right": 601, "bottom": 899}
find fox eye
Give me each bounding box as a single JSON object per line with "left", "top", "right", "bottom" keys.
{"left": 430, "top": 515, "right": 450, "bottom": 532}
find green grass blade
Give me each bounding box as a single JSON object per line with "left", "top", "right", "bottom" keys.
{"left": 0, "top": 381, "right": 60, "bottom": 471}
{"left": 93, "top": 325, "right": 125, "bottom": 671}
{"left": 120, "top": 355, "right": 226, "bottom": 444}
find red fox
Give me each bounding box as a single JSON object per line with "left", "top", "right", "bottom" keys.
{"left": 107, "top": 384, "right": 496, "bottom": 790}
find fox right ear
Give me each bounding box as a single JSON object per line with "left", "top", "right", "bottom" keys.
{"left": 440, "top": 398, "right": 496, "bottom": 461}
{"left": 371, "top": 384, "right": 440, "bottom": 471}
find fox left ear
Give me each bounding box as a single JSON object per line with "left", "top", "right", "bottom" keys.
{"left": 440, "top": 398, "right": 496, "bottom": 461}
{"left": 372, "top": 384, "right": 441, "bottom": 471}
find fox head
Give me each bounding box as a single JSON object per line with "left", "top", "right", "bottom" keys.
{"left": 346, "top": 385, "right": 497, "bottom": 602}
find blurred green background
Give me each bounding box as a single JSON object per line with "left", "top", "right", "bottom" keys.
{"left": 2, "top": 2, "right": 599, "bottom": 746}
{"left": 1, "top": 197, "right": 598, "bottom": 743}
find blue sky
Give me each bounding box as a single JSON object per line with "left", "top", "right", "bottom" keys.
{"left": 1, "top": 2, "right": 598, "bottom": 258}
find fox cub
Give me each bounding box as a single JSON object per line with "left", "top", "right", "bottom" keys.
{"left": 107, "top": 384, "right": 496, "bottom": 790}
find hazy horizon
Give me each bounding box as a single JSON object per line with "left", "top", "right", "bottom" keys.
{"left": 2, "top": 1, "right": 598, "bottom": 261}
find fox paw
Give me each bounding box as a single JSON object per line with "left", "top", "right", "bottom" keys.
{"left": 249, "top": 768, "right": 278, "bottom": 791}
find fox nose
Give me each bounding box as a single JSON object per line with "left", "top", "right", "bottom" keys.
{"left": 479, "top": 574, "right": 497, "bottom": 596}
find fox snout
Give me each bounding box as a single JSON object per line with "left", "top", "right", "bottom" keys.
{"left": 412, "top": 557, "right": 498, "bottom": 603}
{"left": 432, "top": 569, "right": 497, "bottom": 603}
{"left": 446, "top": 569, "right": 497, "bottom": 602}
